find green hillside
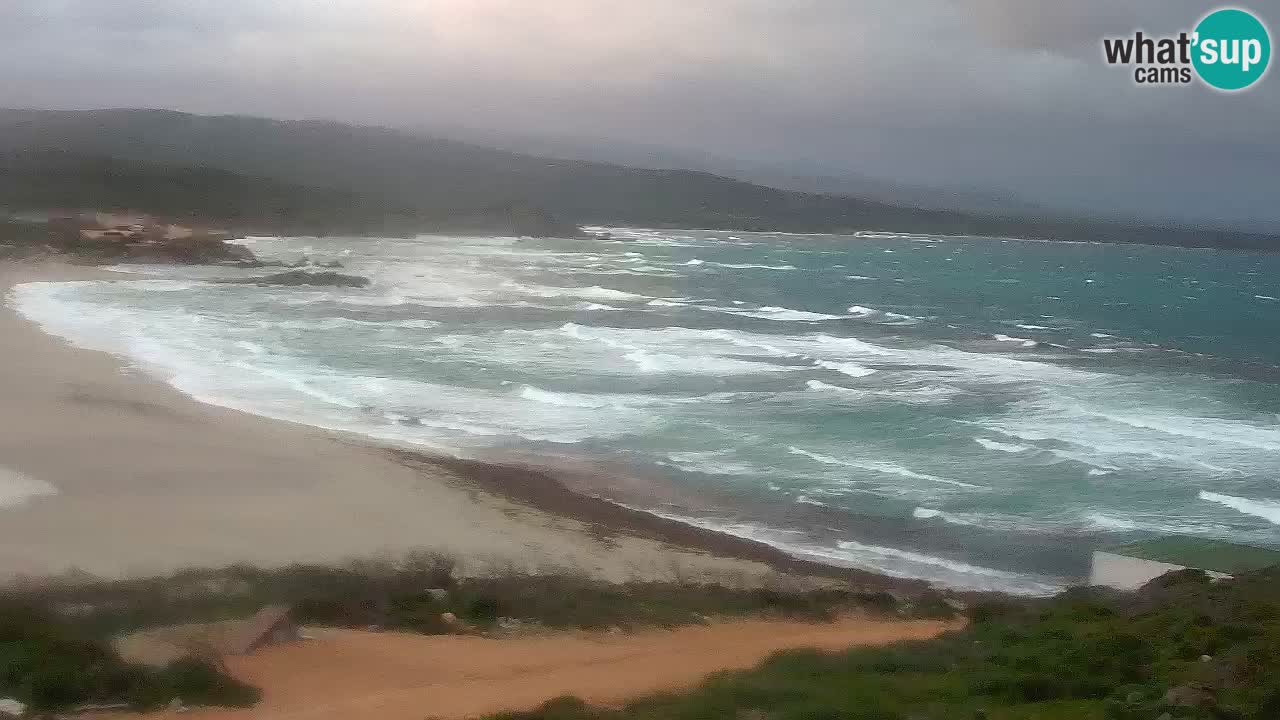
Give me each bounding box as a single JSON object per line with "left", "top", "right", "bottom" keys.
{"left": 1, "top": 109, "right": 1276, "bottom": 249}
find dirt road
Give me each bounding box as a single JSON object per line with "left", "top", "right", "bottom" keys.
{"left": 140, "top": 615, "right": 956, "bottom": 720}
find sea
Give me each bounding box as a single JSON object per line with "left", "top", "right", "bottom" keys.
{"left": 11, "top": 227, "right": 1280, "bottom": 595}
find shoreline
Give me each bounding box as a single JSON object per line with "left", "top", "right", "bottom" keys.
{"left": 0, "top": 259, "right": 934, "bottom": 594}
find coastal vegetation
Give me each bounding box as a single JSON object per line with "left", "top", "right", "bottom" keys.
{"left": 487, "top": 568, "right": 1280, "bottom": 720}
{"left": 0, "top": 602, "right": 258, "bottom": 713}
{"left": 0, "top": 552, "right": 950, "bottom": 641}
{"left": 5, "top": 555, "right": 1279, "bottom": 718}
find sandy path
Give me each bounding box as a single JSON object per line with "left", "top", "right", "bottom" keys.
{"left": 140, "top": 616, "right": 956, "bottom": 720}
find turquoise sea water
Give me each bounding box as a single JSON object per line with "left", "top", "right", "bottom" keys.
{"left": 13, "top": 228, "right": 1280, "bottom": 594}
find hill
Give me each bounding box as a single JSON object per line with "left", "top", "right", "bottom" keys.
{"left": 0, "top": 109, "right": 1276, "bottom": 249}
{"left": 0, "top": 150, "right": 575, "bottom": 237}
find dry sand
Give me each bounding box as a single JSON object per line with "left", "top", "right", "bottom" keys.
{"left": 124, "top": 615, "right": 958, "bottom": 720}
{"left": 0, "top": 261, "right": 778, "bottom": 583}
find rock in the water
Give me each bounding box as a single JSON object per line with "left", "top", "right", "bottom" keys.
{"left": 224, "top": 270, "right": 371, "bottom": 288}
{"left": 0, "top": 698, "right": 26, "bottom": 718}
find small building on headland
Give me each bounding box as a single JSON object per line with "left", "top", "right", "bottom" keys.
{"left": 1091, "top": 537, "right": 1280, "bottom": 590}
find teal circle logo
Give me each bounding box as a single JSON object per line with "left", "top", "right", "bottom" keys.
{"left": 1192, "top": 8, "right": 1271, "bottom": 90}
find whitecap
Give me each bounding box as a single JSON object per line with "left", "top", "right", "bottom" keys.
{"left": 706, "top": 305, "right": 846, "bottom": 322}
{"left": 993, "top": 334, "right": 1037, "bottom": 348}
{"left": 1199, "top": 491, "right": 1280, "bottom": 525}
{"left": 787, "top": 447, "right": 983, "bottom": 489}
{"left": 974, "top": 437, "right": 1030, "bottom": 454}
{"left": 814, "top": 360, "right": 878, "bottom": 378}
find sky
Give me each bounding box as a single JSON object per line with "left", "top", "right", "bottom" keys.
{"left": 2, "top": 1, "right": 1278, "bottom": 226}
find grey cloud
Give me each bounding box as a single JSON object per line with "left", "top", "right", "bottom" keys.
{"left": 0, "top": 0, "right": 1276, "bottom": 225}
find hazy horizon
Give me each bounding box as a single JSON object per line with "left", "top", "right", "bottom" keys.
{"left": 3, "top": 1, "right": 1278, "bottom": 227}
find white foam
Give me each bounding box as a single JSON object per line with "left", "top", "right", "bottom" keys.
{"left": 912, "top": 507, "right": 1051, "bottom": 534}
{"left": 814, "top": 360, "right": 878, "bottom": 378}
{"left": 1199, "top": 491, "right": 1280, "bottom": 525}
{"left": 974, "top": 438, "right": 1031, "bottom": 454}
{"left": 993, "top": 334, "right": 1037, "bottom": 348}
{"left": 706, "top": 305, "right": 847, "bottom": 322}
{"left": 705, "top": 262, "right": 796, "bottom": 270}
{"left": 518, "top": 385, "right": 609, "bottom": 409}
{"left": 1255, "top": 295, "right": 1276, "bottom": 301}
{"left": 639, "top": 512, "right": 1061, "bottom": 595}
{"left": 805, "top": 379, "right": 865, "bottom": 398}
{"left": 519, "top": 284, "right": 646, "bottom": 302}
{"left": 1015, "top": 324, "right": 1051, "bottom": 331}
{"left": 0, "top": 467, "right": 57, "bottom": 509}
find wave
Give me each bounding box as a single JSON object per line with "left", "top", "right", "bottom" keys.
{"left": 706, "top": 305, "right": 848, "bottom": 322}
{"left": 708, "top": 262, "right": 796, "bottom": 270}
{"left": 845, "top": 305, "right": 920, "bottom": 324}
{"left": 623, "top": 349, "right": 793, "bottom": 375}
{"left": 518, "top": 284, "right": 647, "bottom": 302}
{"left": 270, "top": 317, "right": 440, "bottom": 331}
{"left": 1087, "top": 410, "right": 1280, "bottom": 453}
{"left": 1080, "top": 510, "right": 1262, "bottom": 539}
{"left": 787, "top": 447, "right": 984, "bottom": 489}
{"left": 1199, "top": 491, "right": 1280, "bottom": 525}
{"left": 912, "top": 507, "right": 1053, "bottom": 534}
{"left": 518, "top": 386, "right": 610, "bottom": 409}
{"left": 804, "top": 379, "right": 961, "bottom": 407}
{"left": 974, "top": 437, "right": 1031, "bottom": 454}
{"left": 636, "top": 511, "right": 1062, "bottom": 595}
{"left": 814, "top": 360, "right": 878, "bottom": 378}
{"left": 993, "top": 334, "right": 1038, "bottom": 348}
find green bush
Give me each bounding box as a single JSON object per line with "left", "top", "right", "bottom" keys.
{"left": 0, "top": 601, "right": 257, "bottom": 711}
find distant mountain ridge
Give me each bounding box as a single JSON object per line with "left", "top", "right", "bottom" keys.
{"left": 0, "top": 108, "right": 1275, "bottom": 250}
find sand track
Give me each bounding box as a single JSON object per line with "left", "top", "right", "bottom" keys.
{"left": 134, "top": 615, "right": 956, "bottom": 720}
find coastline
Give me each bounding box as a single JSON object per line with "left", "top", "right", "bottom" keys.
{"left": 0, "top": 260, "right": 927, "bottom": 592}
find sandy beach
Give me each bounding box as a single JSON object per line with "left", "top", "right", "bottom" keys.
{"left": 0, "top": 260, "right": 790, "bottom": 584}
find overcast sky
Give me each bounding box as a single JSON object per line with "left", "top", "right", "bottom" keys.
{"left": 3, "top": 1, "right": 1278, "bottom": 226}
